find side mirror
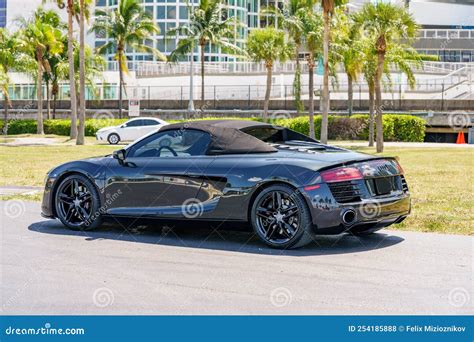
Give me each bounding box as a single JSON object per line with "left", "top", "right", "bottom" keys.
{"left": 113, "top": 149, "right": 126, "bottom": 165}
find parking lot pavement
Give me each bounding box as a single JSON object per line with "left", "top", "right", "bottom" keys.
{"left": 1, "top": 201, "right": 472, "bottom": 315}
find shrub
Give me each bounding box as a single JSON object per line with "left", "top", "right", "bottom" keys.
{"left": 352, "top": 114, "right": 425, "bottom": 142}
{"left": 328, "top": 117, "right": 367, "bottom": 140}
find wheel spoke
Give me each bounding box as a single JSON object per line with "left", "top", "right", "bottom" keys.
{"left": 76, "top": 206, "right": 89, "bottom": 221}
{"left": 282, "top": 222, "right": 296, "bottom": 236}
{"left": 275, "top": 192, "right": 282, "bottom": 210}
{"left": 65, "top": 207, "right": 75, "bottom": 222}
{"left": 78, "top": 192, "right": 91, "bottom": 202}
{"left": 256, "top": 206, "right": 273, "bottom": 219}
{"left": 59, "top": 193, "right": 74, "bottom": 203}
{"left": 283, "top": 206, "right": 298, "bottom": 218}
{"left": 266, "top": 223, "right": 278, "bottom": 240}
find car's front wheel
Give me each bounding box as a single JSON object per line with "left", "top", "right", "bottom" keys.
{"left": 107, "top": 133, "right": 120, "bottom": 145}
{"left": 54, "top": 174, "right": 102, "bottom": 231}
{"left": 251, "top": 184, "right": 314, "bottom": 249}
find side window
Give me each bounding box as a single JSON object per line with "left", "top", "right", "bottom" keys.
{"left": 125, "top": 120, "right": 143, "bottom": 127}
{"left": 128, "top": 129, "right": 212, "bottom": 158}
{"left": 143, "top": 119, "right": 160, "bottom": 126}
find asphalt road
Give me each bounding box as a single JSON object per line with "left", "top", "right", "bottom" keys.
{"left": 1, "top": 201, "right": 472, "bottom": 315}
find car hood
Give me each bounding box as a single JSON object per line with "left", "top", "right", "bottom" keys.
{"left": 96, "top": 126, "right": 117, "bottom": 133}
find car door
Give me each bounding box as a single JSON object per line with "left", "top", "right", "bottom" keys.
{"left": 104, "top": 128, "right": 215, "bottom": 218}
{"left": 120, "top": 119, "right": 144, "bottom": 141}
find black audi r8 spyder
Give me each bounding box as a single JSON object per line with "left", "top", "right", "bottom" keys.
{"left": 41, "top": 120, "right": 411, "bottom": 249}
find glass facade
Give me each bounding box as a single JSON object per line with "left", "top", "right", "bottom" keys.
{"left": 94, "top": 0, "right": 273, "bottom": 62}
{"left": 0, "top": 0, "right": 6, "bottom": 28}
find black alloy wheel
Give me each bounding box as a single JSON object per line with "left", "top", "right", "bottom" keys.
{"left": 55, "top": 174, "right": 102, "bottom": 230}
{"left": 251, "top": 184, "right": 313, "bottom": 249}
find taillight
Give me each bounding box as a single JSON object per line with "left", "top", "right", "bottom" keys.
{"left": 321, "top": 167, "right": 363, "bottom": 183}
{"left": 395, "top": 161, "right": 404, "bottom": 174}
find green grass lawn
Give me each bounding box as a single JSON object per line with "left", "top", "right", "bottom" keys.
{"left": 0, "top": 137, "right": 472, "bottom": 235}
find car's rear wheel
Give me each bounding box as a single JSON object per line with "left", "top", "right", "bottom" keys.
{"left": 55, "top": 174, "right": 102, "bottom": 231}
{"left": 107, "top": 133, "right": 120, "bottom": 145}
{"left": 251, "top": 184, "right": 314, "bottom": 249}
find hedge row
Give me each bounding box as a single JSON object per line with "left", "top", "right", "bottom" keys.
{"left": 0, "top": 119, "right": 127, "bottom": 136}
{"left": 273, "top": 114, "right": 425, "bottom": 142}
{"left": 0, "top": 114, "right": 425, "bottom": 142}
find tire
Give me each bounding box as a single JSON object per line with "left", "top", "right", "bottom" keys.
{"left": 250, "top": 184, "right": 314, "bottom": 249}
{"left": 54, "top": 174, "right": 102, "bottom": 231}
{"left": 107, "top": 133, "right": 120, "bottom": 145}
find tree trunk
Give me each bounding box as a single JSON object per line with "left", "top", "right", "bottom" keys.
{"left": 375, "top": 52, "right": 385, "bottom": 153}
{"left": 52, "top": 91, "right": 57, "bottom": 119}
{"left": 76, "top": 0, "right": 86, "bottom": 145}
{"left": 200, "top": 42, "right": 205, "bottom": 112}
{"left": 294, "top": 46, "right": 303, "bottom": 114}
{"left": 3, "top": 97, "right": 9, "bottom": 136}
{"left": 347, "top": 73, "right": 353, "bottom": 116}
{"left": 320, "top": 9, "right": 330, "bottom": 144}
{"left": 308, "top": 58, "right": 315, "bottom": 139}
{"left": 263, "top": 63, "right": 272, "bottom": 122}
{"left": 67, "top": 0, "right": 77, "bottom": 139}
{"left": 36, "top": 50, "right": 44, "bottom": 135}
{"left": 46, "top": 80, "right": 51, "bottom": 119}
{"left": 368, "top": 80, "right": 375, "bottom": 147}
{"left": 118, "top": 48, "right": 124, "bottom": 119}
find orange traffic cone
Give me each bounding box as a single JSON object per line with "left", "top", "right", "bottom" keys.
{"left": 456, "top": 132, "right": 466, "bottom": 144}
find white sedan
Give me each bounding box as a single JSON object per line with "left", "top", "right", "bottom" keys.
{"left": 96, "top": 117, "right": 168, "bottom": 144}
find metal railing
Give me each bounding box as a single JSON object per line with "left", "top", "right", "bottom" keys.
{"left": 418, "top": 29, "right": 474, "bottom": 40}
{"left": 103, "top": 60, "right": 474, "bottom": 76}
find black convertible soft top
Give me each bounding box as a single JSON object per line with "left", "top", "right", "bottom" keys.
{"left": 159, "top": 120, "right": 278, "bottom": 155}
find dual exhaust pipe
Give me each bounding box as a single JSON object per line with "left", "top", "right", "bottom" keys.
{"left": 341, "top": 209, "right": 357, "bottom": 226}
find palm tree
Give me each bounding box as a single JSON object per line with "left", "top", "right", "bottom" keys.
{"left": 19, "top": 8, "right": 64, "bottom": 135}
{"left": 361, "top": 45, "right": 377, "bottom": 147}
{"left": 263, "top": 0, "right": 315, "bottom": 113}
{"left": 56, "top": 42, "right": 106, "bottom": 100}
{"left": 338, "top": 13, "right": 363, "bottom": 117}
{"left": 76, "top": 0, "right": 86, "bottom": 145}
{"left": 247, "top": 28, "right": 293, "bottom": 122}
{"left": 298, "top": 10, "right": 323, "bottom": 139}
{"left": 354, "top": 2, "right": 418, "bottom": 152}
{"left": 0, "top": 29, "right": 26, "bottom": 135}
{"left": 0, "top": 66, "right": 9, "bottom": 135}
{"left": 45, "top": 0, "right": 91, "bottom": 138}
{"left": 92, "top": 0, "right": 165, "bottom": 119}
{"left": 320, "top": 0, "right": 346, "bottom": 144}
{"left": 168, "top": 0, "right": 242, "bottom": 109}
